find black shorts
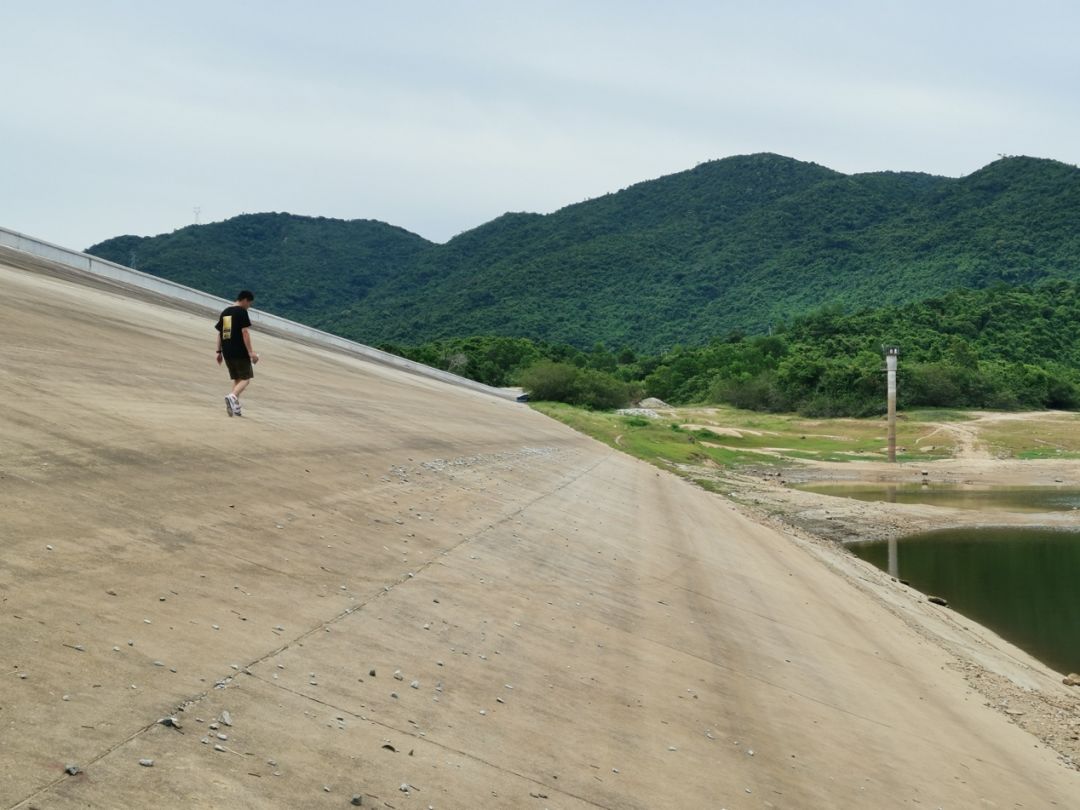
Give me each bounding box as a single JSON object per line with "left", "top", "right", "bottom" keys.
{"left": 225, "top": 356, "right": 254, "bottom": 381}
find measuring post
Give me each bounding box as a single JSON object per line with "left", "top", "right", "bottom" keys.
{"left": 884, "top": 346, "right": 899, "bottom": 463}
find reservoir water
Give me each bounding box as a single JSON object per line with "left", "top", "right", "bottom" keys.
{"left": 797, "top": 481, "right": 1080, "bottom": 512}
{"left": 850, "top": 527, "right": 1080, "bottom": 675}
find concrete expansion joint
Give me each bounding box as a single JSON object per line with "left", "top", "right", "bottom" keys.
{"left": 9, "top": 714, "right": 170, "bottom": 810}
{"left": 246, "top": 670, "right": 618, "bottom": 810}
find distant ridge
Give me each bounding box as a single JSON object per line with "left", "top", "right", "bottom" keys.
{"left": 87, "top": 153, "right": 1080, "bottom": 352}
{"left": 89, "top": 214, "right": 433, "bottom": 325}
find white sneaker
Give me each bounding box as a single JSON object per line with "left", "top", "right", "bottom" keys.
{"left": 224, "top": 395, "right": 234, "bottom": 417}
{"left": 226, "top": 393, "right": 241, "bottom": 417}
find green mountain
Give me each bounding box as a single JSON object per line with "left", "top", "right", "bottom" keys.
{"left": 86, "top": 154, "right": 1080, "bottom": 352}
{"left": 87, "top": 213, "right": 433, "bottom": 323}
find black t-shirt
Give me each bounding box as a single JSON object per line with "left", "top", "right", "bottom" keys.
{"left": 215, "top": 305, "right": 252, "bottom": 359}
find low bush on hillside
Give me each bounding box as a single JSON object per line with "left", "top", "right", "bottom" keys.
{"left": 518, "top": 361, "right": 638, "bottom": 410}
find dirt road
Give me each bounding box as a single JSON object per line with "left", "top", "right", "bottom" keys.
{"left": 1, "top": 258, "right": 1078, "bottom": 808}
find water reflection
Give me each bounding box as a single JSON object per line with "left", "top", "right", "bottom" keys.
{"left": 798, "top": 481, "right": 1080, "bottom": 512}
{"left": 851, "top": 528, "right": 1080, "bottom": 674}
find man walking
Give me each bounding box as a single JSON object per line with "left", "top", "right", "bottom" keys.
{"left": 215, "top": 290, "right": 260, "bottom": 416}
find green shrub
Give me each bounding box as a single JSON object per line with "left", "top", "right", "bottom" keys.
{"left": 518, "top": 361, "right": 581, "bottom": 402}
{"left": 575, "top": 368, "right": 634, "bottom": 409}
{"left": 518, "top": 361, "right": 635, "bottom": 409}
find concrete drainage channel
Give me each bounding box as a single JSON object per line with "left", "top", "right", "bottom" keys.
{"left": 0, "top": 226, "right": 525, "bottom": 403}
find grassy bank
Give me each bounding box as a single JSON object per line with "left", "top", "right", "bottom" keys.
{"left": 532, "top": 403, "right": 955, "bottom": 477}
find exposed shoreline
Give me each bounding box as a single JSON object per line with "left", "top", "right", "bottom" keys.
{"left": 713, "top": 454, "right": 1080, "bottom": 770}
{"left": 737, "top": 456, "right": 1080, "bottom": 545}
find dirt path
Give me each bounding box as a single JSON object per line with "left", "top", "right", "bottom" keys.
{"left": 918, "top": 410, "right": 1074, "bottom": 461}
{"left": 2, "top": 258, "right": 1079, "bottom": 808}
{"left": 918, "top": 420, "right": 991, "bottom": 460}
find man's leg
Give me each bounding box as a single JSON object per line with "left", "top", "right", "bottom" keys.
{"left": 231, "top": 378, "right": 250, "bottom": 399}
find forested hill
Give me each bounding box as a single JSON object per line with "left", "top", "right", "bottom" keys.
{"left": 87, "top": 213, "right": 434, "bottom": 324}
{"left": 86, "top": 153, "right": 1080, "bottom": 352}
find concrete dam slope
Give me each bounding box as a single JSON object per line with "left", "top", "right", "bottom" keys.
{"left": 0, "top": 253, "right": 1077, "bottom": 809}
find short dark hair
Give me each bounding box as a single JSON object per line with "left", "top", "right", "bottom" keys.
{"left": 237, "top": 290, "right": 255, "bottom": 302}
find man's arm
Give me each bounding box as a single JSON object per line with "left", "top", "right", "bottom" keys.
{"left": 242, "top": 327, "right": 259, "bottom": 363}
{"left": 215, "top": 326, "right": 223, "bottom": 364}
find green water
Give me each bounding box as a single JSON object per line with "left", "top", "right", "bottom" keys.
{"left": 850, "top": 528, "right": 1080, "bottom": 675}
{"left": 797, "top": 481, "right": 1080, "bottom": 512}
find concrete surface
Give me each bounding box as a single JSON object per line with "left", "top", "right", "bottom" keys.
{"left": 1, "top": 257, "right": 1078, "bottom": 809}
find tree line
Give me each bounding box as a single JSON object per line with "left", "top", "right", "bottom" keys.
{"left": 383, "top": 280, "right": 1080, "bottom": 414}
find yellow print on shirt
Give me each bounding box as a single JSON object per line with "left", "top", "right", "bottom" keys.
{"left": 222, "top": 315, "right": 233, "bottom": 340}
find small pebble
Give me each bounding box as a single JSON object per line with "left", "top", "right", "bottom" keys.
{"left": 138, "top": 759, "right": 154, "bottom": 767}
{"left": 46, "top": 544, "right": 54, "bottom": 550}
{"left": 369, "top": 669, "right": 376, "bottom": 677}
{"left": 209, "top": 723, "right": 219, "bottom": 730}
{"left": 410, "top": 680, "right": 419, "bottom": 689}
{"left": 351, "top": 796, "right": 364, "bottom": 807}
{"left": 220, "top": 710, "right": 232, "bottom": 726}
{"left": 390, "top": 692, "right": 399, "bottom": 699}
{"left": 214, "top": 744, "right": 226, "bottom": 752}
{"left": 393, "top": 670, "right": 404, "bottom": 681}
{"left": 64, "top": 764, "right": 80, "bottom": 775}
{"left": 217, "top": 733, "right": 228, "bottom": 741}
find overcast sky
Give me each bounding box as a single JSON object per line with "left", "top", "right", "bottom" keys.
{"left": 3, "top": 1, "right": 1078, "bottom": 250}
